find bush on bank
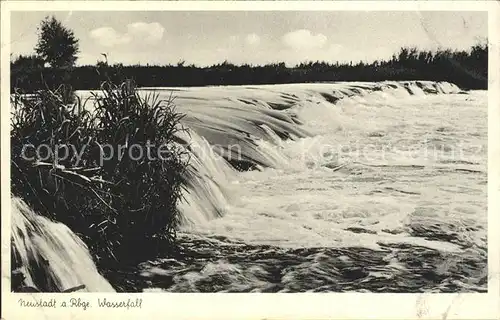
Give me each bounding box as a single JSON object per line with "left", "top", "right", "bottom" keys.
{"left": 11, "top": 78, "right": 189, "bottom": 286}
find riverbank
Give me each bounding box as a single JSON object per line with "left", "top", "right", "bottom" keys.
{"left": 11, "top": 45, "right": 488, "bottom": 92}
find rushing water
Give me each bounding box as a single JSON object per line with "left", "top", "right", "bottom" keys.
{"left": 133, "top": 81, "right": 487, "bottom": 293}
{"left": 11, "top": 197, "right": 115, "bottom": 292}
{"left": 12, "top": 81, "right": 487, "bottom": 292}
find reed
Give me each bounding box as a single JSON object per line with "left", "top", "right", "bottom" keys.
{"left": 11, "top": 78, "right": 189, "bottom": 284}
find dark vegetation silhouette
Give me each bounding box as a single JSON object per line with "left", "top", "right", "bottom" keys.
{"left": 12, "top": 43, "right": 488, "bottom": 93}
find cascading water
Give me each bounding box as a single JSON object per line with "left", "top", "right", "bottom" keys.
{"left": 170, "top": 81, "right": 469, "bottom": 229}
{"left": 11, "top": 196, "right": 115, "bottom": 292}
{"left": 176, "top": 129, "right": 240, "bottom": 225}
{"left": 135, "top": 81, "right": 487, "bottom": 293}
{"left": 12, "top": 81, "right": 486, "bottom": 293}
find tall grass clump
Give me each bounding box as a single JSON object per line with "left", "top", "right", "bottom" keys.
{"left": 90, "top": 80, "right": 189, "bottom": 261}
{"left": 11, "top": 78, "right": 189, "bottom": 283}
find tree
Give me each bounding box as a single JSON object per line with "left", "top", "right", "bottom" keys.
{"left": 35, "top": 16, "right": 79, "bottom": 68}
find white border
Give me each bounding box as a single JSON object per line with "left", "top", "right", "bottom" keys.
{"left": 1, "top": 2, "right": 499, "bottom": 320}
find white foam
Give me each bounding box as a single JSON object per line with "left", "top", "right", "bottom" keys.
{"left": 11, "top": 197, "right": 115, "bottom": 292}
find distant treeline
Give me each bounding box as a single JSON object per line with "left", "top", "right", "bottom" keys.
{"left": 11, "top": 44, "right": 488, "bottom": 92}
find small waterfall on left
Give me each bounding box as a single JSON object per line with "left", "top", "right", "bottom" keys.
{"left": 11, "top": 196, "right": 115, "bottom": 292}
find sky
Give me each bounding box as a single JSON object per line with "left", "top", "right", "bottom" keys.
{"left": 10, "top": 11, "right": 487, "bottom": 67}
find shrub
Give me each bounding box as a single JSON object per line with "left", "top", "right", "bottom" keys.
{"left": 89, "top": 80, "right": 189, "bottom": 262}
{"left": 11, "top": 79, "right": 189, "bottom": 273}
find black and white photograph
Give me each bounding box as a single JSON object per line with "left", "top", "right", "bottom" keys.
{"left": 4, "top": 3, "right": 495, "bottom": 304}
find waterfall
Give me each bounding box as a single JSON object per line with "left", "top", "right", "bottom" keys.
{"left": 11, "top": 197, "right": 115, "bottom": 292}
{"left": 9, "top": 81, "right": 464, "bottom": 292}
